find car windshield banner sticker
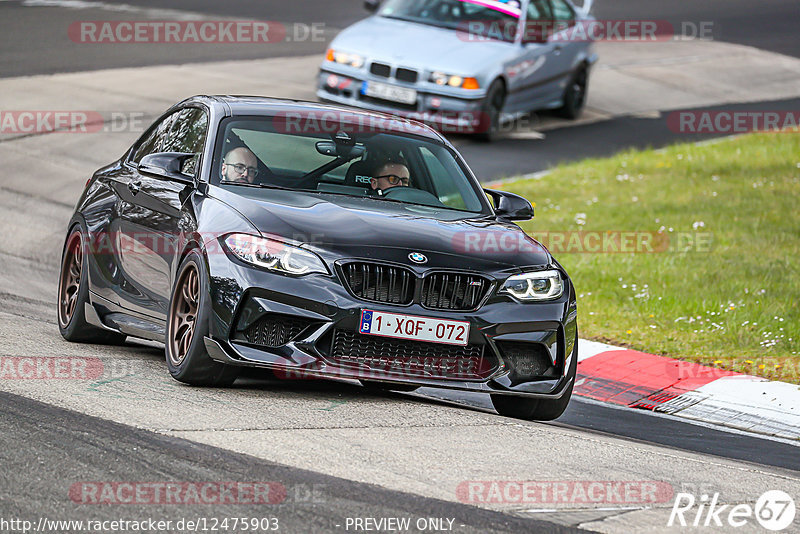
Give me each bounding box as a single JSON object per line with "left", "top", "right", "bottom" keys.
{"left": 458, "top": 0, "right": 522, "bottom": 18}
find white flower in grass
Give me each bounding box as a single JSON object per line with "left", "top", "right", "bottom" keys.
{"left": 574, "top": 213, "right": 587, "bottom": 226}
{"left": 692, "top": 221, "right": 705, "bottom": 230}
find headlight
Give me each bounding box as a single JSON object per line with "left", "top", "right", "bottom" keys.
{"left": 429, "top": 72, "right": 480, "bottom": 89}
{"left": 501, "top": 270, "right": 563, "bottom": 301}
{"left": 223, "top": 234, "right": 328, "bottom": 276}
{"left": 326, "top": 48, "right": 364, "bottom": 68}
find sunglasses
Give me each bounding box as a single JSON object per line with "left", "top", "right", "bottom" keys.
{"left": 226, "top": 163, "right": 259, "bottom": 177}
{"left": 374, "top": 174, "right": 410, "bottom": 186}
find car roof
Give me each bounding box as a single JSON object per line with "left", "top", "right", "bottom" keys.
{"left": 177, "top": 95, "right": 447, "bottom": 143}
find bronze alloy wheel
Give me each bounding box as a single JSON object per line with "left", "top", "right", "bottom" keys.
{"left": 58, "top": 232, "right": 83, "bottom": 328}
{"left": 169, "top": 264, "right": 200, "bottom": 367}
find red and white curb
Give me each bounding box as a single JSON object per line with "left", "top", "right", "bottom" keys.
{"left": 575, "top": 339, "right": 800, "bottom": 441}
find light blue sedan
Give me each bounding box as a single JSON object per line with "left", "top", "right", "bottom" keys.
{"left": 317, "top": 0, "right": 597, "bottom": 140}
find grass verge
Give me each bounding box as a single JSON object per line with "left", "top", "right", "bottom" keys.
{"left": 499, "top": 132, "right": 799, "bottom": 383}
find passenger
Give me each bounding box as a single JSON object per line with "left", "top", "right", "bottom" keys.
{"left": 221, "top": 147, "right": 259, "bottom": 184}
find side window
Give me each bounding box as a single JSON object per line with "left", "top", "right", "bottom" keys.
{"left": 131, "top": 113, "right": 175, "bottom": 164}
{"left": 550, "top": 0, "right": 575, "bottom": 21}
{"left": 161, "top": 108, "right": 209, "bottom": 175}
{"left": 420, "top": 147, "right": 467, "bottom": 210}
{"left": 523, "top": 0, "right": 554, "bottom": 42}
{"left": 527, "top": 0, "right": 553, "bottom": 21}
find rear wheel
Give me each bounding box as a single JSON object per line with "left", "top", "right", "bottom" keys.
{"left": 475, "top": 80, "right": 506, "bottom": 142}
{"left": 57, "top": 227, "right": 126, "bottom": 344}
{"left": 556, "top": 67, "right": 588, "bottom": 120}
{"left": 166, "top": 249, "right": 239, "bottom": 386}
{"left": 491, "top": 332, "right": 578, "bottom": 421}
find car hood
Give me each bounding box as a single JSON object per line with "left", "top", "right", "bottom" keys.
{"left": 215, "top": 188, "right": 551, "bottom": 270}
{"left": 331, "top": 16, "right": 516, "bottom": 75}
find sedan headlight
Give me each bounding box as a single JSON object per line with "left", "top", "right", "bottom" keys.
{"left": 429, "top": 72, "right": 480, "bottom": 89}
{"left": 326, "top": 48, "right": 364, "bottom": 68}
{"left": 223, "top": 234, "right": 328, "bottom": 276}
{"left": 501, "top": 270, "right": 563, "bottom": 301}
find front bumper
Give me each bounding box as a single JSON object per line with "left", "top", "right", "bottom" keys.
{"left": 316, "top": 66, "right": 488, "bottom": 134}
{"left": 205, "top": 253, "right": 577, "bottom": 399}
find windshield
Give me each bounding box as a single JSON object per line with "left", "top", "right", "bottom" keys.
{"left": 213, "top": 115, "right": 488, "bottom": 214}
{"left": 379, "top": 0, "right": 521, "bottom": 41}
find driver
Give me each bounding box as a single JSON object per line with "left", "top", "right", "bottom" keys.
{"left": 221, "top": 147, "right": 259, "bottom": 184}
{"left": 369, "top": 157, "right": 411, "bottom": 194}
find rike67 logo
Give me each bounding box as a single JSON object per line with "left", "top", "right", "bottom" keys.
{"left": 669, "top": 490, "right": 796, "bottom": 531}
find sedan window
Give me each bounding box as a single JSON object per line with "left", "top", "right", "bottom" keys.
{"left": 213, "top": 117, "right": 488, "bottom": 215}
{"left": 550, "top": 0, "right": 575, "bottom": 21}
{"left": 527, "top": 0, "right": 553, "bottom": 21}
{"left": 161, "top": 108, "right": 209, "bottom": 176}
{"left": 131, "top": 113, "right": 174, "bottom": 164}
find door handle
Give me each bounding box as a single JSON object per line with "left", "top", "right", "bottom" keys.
{"left": 554, "top": 44, "right": 563, "bottom": 55}
{"left": 128, "top": 180, "right": 141, "bottom": 195}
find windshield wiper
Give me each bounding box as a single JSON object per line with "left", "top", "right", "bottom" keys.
{"left": 382, "top": 14, "right": 457, "bottom": 31}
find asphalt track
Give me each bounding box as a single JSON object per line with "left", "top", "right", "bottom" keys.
{"left": 0, "top": 390, "right": 578, "bottom": 533}
{"left": 1, "top": 1, "right": 799, "bottom": 532}
{"left": 1, "top": 0, "right": 797, "bottom": 78}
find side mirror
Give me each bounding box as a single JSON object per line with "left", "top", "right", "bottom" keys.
{"left": 484, "top": 189, "right": 534, "bottom": 221}
{"left": 138, "top": 152, "right": 197, "bottom": 185}
{"left": 364, "top": 0, "right": 380, "bottom": 12}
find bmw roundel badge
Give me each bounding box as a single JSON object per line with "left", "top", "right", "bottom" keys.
{"left": 408, "top": 252, "right": 427, "bottom": 264}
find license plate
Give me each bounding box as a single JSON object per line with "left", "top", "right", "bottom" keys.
{"left": 359, "top": 309, "right": 470, "bottom": 346}
{"left": 362, "top": 80, "right": 417, "bottom": 105}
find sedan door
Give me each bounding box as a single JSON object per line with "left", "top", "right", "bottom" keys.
{"left": 505, "top": 0, "right": 572, "bottom": 111}
{"left": 114, "top": 107, "right": 208, "bottom": 320}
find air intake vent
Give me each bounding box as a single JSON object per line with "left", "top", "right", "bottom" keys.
{"left": 329, "top": 330, "right": 496, "bottom": 380}
{"left": 237, "top": 314, "right": 318, "bottom": 348}
{"left": 496, "top": 341, "right": 557, "bottom": 381}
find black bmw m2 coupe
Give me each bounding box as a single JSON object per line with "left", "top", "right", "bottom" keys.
{"left": 57, "top": 96, "right": 578, "bottom": 420}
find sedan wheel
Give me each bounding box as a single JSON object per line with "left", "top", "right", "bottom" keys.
{"left": 166, "top": 249, "right": 239, "bottom": 386}
{"left": 57, "top": 226, "right": 126, "bottom": 344}
{"left": 58, "top": 232, "right": 83, "bottom": 328}
{"left": 475, "top": 80, "right": 506, "bottom": 142}
{"left": 169, "top": 264, "right": 199, "bottom": 367}
{"left": 557, "top": 67, "right": 588, "bottom": 120}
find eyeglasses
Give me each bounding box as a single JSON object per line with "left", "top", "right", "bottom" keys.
{"left": 374, "top": 174, "right": 410, "bottom": 186}
{"left": 226, "top": 162, "right": 259, "bottom": 177}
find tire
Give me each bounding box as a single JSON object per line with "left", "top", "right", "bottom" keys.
{"left": 166, "top": 249, "right": 239, "bottom": 386}
{"left": 360, "top": 380, "right": 419, "bottom": 393}
{"left": 556, "top": 67, "right": 588, "bottom": 120}
{"left": 57, "top": 226, "right": 127, "bottom": 344}
{"left": 475, "top": 80, "right": 506, "bottom": 142}
{"left": 491, "top": 332, "right": 578, "bottom": 421}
